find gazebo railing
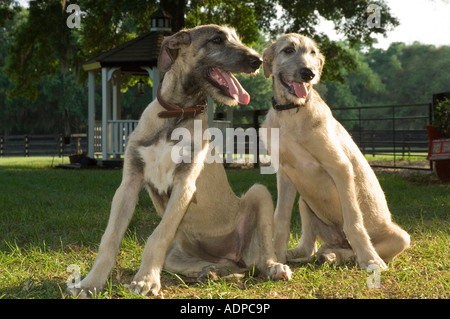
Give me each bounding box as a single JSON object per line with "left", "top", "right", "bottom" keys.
{"left": 107, "top": 120, "right": 139, "bottom": 156}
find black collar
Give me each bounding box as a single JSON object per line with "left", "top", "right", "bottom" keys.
{"left": 271, "top": 97, "right": 300, "bottom": 111}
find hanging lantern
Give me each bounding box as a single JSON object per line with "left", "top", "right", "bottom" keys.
{"left": 138, "top": 78, "right": 145, "bottom": 95}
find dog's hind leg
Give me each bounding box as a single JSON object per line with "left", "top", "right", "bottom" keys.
{"left": 372, "top": 223, "right": 410, "bottom": 262}
{"left": 241, "top": 184, "right": 292, "bottom": 281}
{"left": 164, "top": 243, "right": 249, "bottom": 281}
{"left": 77, "top": 172, "right": 144, "bottom": 296}
{"left": 290, "top": 134, "right": 386, "bottom": 270}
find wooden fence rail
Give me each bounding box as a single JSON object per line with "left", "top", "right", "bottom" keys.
{"left": 1, "top": 103, "right": 433, "bottom": 171}
{"left": 0, "top": 134, "right": 87, "bottom": 158}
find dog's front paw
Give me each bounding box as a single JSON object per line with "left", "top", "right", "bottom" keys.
{"left": 67, "top": 277, "right": 103, "bottom": 298}
{"left": 67, "top": 286, "right": 98, "bottom": 298}
{"left": 267, "top": 262, "right": 292, "bottom": 281}
{"left": 358, "top": 257, "right": 387, "bottom": 271}
{"left": 129, "top": 274, "right": 162, "bottom": 297}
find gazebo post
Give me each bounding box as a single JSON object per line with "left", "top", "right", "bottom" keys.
{"left": 87, "top": 70, "right": 96, "bottom": 158}
{"left": 101, "top": 67, "right": 120, "bottom": 161}
{"left": 101, "top": 67, "right": 110, "bottom": 160}
{"left": 143, "top": 66, "right": 160, "bottom": 101}
{"left": 112, "top": 73, "right": 122, "bottom": 159}
{"left": 112, "top": 73, "right": 122, "bottom": 122}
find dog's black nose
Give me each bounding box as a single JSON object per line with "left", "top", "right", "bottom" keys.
{"left": 249, "top": 55, "right": 263, "bottom": 69}
{"left": 300, "top": 68, "right": 315, "bottom": 82}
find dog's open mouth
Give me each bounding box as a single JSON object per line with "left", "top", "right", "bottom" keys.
{"left": 280, "top": 75, "right": 308, "bottom": 99}
{"left": 207, "top": 68, "right": 250, "bottom": 105}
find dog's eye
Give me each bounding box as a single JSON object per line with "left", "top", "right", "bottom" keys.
{"left": 211, "top": 36, "right": 224, "bottom": 44}
{"left": 311, "top": 50, "right": 316, "bottom": 55}
{"left": 283, "top": 47, "right": 295, "bottom": 54}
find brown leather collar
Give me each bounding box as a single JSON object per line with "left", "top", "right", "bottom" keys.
{"left": 157, "top": 83, "right": 207, "bottom": 119}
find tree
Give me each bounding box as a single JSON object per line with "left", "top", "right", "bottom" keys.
{"left": 321, "top": 41, "right": 450, "bottom": 123}
{"left": 4, "top": 1, "right": 80, "bottom": 101}
{"left": 0, "top": 0, "right": 19, "bottom": 27}
{"left": 0, "top": 10, "right": 89, "bottom": 134}
{"left": 161, "top": 0, "right": 185, "bottom": 32}
{"left": 273, "top": 0, "right": 398, "bottom": 82}
{"left": 234, "top": 34, "right": 273, "bottom": 111}
{"left": 276, "top": 0, "right": 397, "bottom": 45}
{"left": 363, "top": 42, "right": 450, "bottom": 105}
{"left": 184, "top": 0, "right": 277, "bottom": 44}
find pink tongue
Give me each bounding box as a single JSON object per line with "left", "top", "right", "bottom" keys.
{"left": 292, "top": 82, "right": 308, "bottom": 99}
{"left": 213, "top": 68, "right": 250, "bottom": 105}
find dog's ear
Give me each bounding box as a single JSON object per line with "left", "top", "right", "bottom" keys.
{"left": 158, "top": 31, "right": 192, "bottom": 73}
{"left": 263, "top": 42, "right": 275, "bottom": 78}
{"left": 316, "top": 51, "right": 325, "bottom": 80}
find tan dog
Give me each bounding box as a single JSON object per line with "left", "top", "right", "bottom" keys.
{"left": 74, "top": 25, "right": 291, "bottom": 297}
{"left": 261, "top": 33, "right": 410, "bottom": 270}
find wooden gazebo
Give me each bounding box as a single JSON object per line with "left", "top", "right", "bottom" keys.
{"left": 83, "top": 8, "right": 164, "bottom": 161}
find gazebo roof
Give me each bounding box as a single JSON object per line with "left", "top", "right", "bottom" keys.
{"left": 150, "top": 7, "right": 172, "bottom": 20}
{"left": 82, "top": 30, "right": 167, "bottom": 73}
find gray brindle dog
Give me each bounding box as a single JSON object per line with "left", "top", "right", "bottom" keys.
{"left": 262, "top": 34, "right": 410, "bottom": 270}
{"left": 74, "top": 25, "right": 291, "bottom": 297}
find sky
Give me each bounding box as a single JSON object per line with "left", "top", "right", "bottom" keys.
{"left": 374, "top": 0, "right": 450, "bottom": 49}
{"left": 16, "top": 0, "right": 450, "bottom": 50}
{"left": 317, "top": 0, "right": 450, "bottom": 49}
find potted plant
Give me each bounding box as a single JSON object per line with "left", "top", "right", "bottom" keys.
{"left": 68, "top": 138, "right": 97, "bottom": 167}
{"left": 69, "top": 139, "right": 85, "bottom": 164}
{"left": 427, "top": 97, "right": 450, "bottom": 181}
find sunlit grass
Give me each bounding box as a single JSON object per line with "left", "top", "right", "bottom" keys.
{"left": 0, "top": 157, "right": 448, "bottom": 298}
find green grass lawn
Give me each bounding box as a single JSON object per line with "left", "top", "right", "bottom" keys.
{"left": 0, "top": 157, "right": 448, "bottom": 299}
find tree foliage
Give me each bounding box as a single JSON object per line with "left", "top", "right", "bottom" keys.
{"left": 184, "top": 0, "right": 277, "bottom": 44}
{"left": 322, "top": 42, "right": 450, "bottom": 109}
{"left": 0, "top": 0, "right": 19, "bottom": 27}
